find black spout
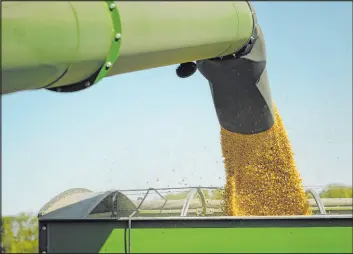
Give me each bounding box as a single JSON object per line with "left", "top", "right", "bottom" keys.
{"left": 197, "top": 19, "right": 274, "bottom": 134}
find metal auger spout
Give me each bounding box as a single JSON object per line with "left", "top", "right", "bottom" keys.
{"left": 197, "top": 3, "right": 274, "bottom": 134}
{"left": 2, "top": 1, "right": 274, "bottom": 133}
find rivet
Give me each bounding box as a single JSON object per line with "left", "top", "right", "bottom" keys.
{"left": 115, "top": 33, "right": 121, "bottom": 40}
{"left": 42, "top": 226, "right": 46, "bottom": 231}
{"left": 109, "top": 3, "right": 116, "bottom": 10}
{"left": 42, "top": 251, "right": 46, "bottom": 254}
{"left": 106, "top": 62, "right": 112, "bottom": 68}
{"left": 84, "top": 81, "right": 91, "bottom": 87}
{"left": 56, "top": 88, "right": 61, "bottom": 92}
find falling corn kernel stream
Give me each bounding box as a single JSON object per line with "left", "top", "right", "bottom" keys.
{"left": 221, "top": 106, "right": 312, "bottom": 216}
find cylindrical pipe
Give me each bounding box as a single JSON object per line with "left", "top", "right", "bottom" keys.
{"left": 2, "top": 1, "right": 113, "bottom": 94}
{"left": 109, "top": 1, "right": 253, "bottom": 76}
{"left": 1, "top": 1, "right": 254, "bottom": 94}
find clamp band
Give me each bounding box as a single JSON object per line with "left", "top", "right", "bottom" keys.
{"left": 94, "top": 1, "right": 122, "bottom": 84}
{"left": 47, "top": 1, "right": 122, "bottom": 93}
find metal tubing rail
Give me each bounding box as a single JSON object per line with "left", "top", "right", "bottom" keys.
{"left": 305, "top": 189, "right": 327, "bottom": 215}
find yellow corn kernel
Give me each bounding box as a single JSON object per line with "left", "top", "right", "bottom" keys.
{"left": 221, "top": 105, "right": 311, "bottom": 216}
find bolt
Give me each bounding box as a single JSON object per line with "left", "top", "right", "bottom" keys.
{"left": 115, "top": 33, "right": 121, "bottom": 40}
{"left": 106, "top": 62, "right": 112, "bottom": 69}
{"left": 56, "top": 88, "right": 61, "bottom": 92}
{"left": 109, "top": 3, "right": 116, "bottom": 10}
{"left": 42, "top": 251, "right": 47, "bottom": 254}
{"left": 42, "top": 226, "right": 46, "bottom": 231}
{"left": 84, "top": 81, "right": 91, "bottom": 87}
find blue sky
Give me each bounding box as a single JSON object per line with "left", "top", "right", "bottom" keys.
{"left": 2, "top": 2, "right": 352, "bottom": 216}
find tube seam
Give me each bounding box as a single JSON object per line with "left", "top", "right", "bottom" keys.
{"left": 46, "top": 1, "right": 122, "bottom": 93}
{"left": 93, "top": 1, "right": 122, "bottom": 84}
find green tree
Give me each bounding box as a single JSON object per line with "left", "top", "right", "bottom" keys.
{"left": 165, "top": 191, "right": 189, "bottom": 200}
{"left": 1, "top": 213, "right": 38, "bottom": 253}
{"left": 319, "top": 184, "right": 353, "bottom": 198}
{"left": 165, "top": 189, "right": 211, "bottom": 200}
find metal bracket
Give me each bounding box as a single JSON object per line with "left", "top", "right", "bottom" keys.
{"left": 38, "top": 223, "right": 48, "bottom": 254}
{"left": 47, "top": 1, "right": 122, "bottom": 93}
{"left": 111, "top": 192, "right": 119, "bottom": 218}
{"left": 93, "top": 1, "right": 122, "bottom": 84}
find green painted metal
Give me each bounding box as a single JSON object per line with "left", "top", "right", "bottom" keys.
{"left": 38, "top": 216, "right": 353, "bottom": 253}
{"left": 2, "top": 1, "right": 113, "bottom": 94}
{"left": 1, "top": 1, "right": 253, "bottom": 94}
{"left": 92, "top": 1, "right": 122, "bottom": 85}
{"left": 108, "top": 1, "right": 253, "bottom": 76}
{"left": 99, "top": 227, "right": 353, "bottom": 253}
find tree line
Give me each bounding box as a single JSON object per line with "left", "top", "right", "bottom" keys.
{"left": 165, "top": 184, "right": 353, "bottom": 200}
{"left": 1, "top": 213, "right": 38, "bottom": 253}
